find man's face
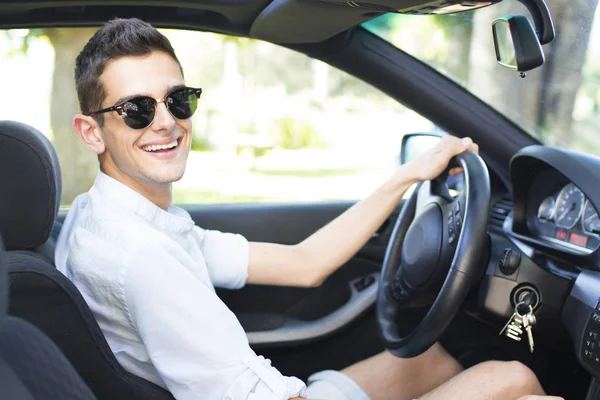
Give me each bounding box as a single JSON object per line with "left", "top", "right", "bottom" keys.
{"left": 96, "top": 50, "right": 192, "bottom": 186}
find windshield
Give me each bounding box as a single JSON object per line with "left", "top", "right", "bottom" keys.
{"left": 364, "top": 0, "right": 600, "bottom": 154}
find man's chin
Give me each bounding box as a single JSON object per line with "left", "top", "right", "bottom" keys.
{"left": 142, "top": 168, "right": 186, "bottom": 185}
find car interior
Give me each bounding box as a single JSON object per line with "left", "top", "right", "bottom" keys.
{"left": 1, "top": 0, "right": 600, "bottom": 399}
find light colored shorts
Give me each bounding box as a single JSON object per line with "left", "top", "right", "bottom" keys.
{"left": 304, "top": 370, "right": 371, "bottom": 400}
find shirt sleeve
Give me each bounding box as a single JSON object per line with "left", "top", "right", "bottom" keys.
{"left": 123, "top": 242, "right": 305, "bottom": 400}
{"left": 192, "top": 227, "right": 249, "bottom": 289}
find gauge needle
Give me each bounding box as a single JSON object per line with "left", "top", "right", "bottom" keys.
{"left": 559, "top": 203, "right": 575, "bottom": 221}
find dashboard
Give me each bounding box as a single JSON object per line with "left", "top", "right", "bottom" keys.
{"left": 509, "top": 146, "right": 600, "bottom": 264}
{"left": 532, "top": 181, "right": 600, "bottom": 253}
{"left": 482, "top": 145, "right": 600, "bottom": 389}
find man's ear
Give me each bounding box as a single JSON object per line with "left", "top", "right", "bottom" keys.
{"left": 73, "top": 114, "right": 106, "bottom": 155}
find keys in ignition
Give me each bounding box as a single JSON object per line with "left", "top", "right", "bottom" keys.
{"left": 499, "top": 311, "right": 523, "bottom": 341}
{"left": 522, "top": 308, "right": 536, "bottom": 353}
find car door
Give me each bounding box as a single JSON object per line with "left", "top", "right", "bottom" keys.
{"left": 184, "top": 201, "right": 402, "bottom": 380}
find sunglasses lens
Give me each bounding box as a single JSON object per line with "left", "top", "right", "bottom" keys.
{"left": 167, "top": 88, "right": 199, "bottom": 120}
{"left": 122, "top": 97, "right": 156, "bottom": 129}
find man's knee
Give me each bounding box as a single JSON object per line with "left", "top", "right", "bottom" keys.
{"left": 477, "top": 360, "right": 543, "bottom": 394}
{"left": 428, "top": 344, "right": 463, "bottom": 378}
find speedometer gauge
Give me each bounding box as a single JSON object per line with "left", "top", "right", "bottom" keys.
{"left": 583, "top": 200, "right": 600, "bottom": 235}
{"left": 555, "top": 183, "right": 585, "bottom": 229}
{"left": 537, "top": 196, "right": 556, "bottom": 220}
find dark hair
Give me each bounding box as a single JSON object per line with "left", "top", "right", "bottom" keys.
{"left": 75, "top": 18, "right": 183, "bottom": 125}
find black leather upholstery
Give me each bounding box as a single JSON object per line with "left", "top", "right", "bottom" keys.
{"left": 0, "top": 234, "right": 7, "bottom": 318}
{"left": 0, "top": 316, "right": 97, "bottom": 400}
{"left": 0, "top": 235, "right": 95, "bottom": 399}
{"left": 0, "top": 237, "right": 8, "bottom": 322}
{"left": 0, "top": 121, "right": 174, "bottom": 399}
{"left": 7, "top": 251, "right": 174, "bottom": 399}
{"left": 0, "top": 121, "right": 61, "bottom": 251}
{"left": 0, "top": 357, "right": 35, "bottom": 400}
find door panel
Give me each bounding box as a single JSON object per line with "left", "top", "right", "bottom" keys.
{"left": 186, "top": 200, "right": 404, "bottom": 347}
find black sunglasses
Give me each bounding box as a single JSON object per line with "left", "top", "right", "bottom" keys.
{"left": 88, "top": 87, "right": 203, "bottom": 130}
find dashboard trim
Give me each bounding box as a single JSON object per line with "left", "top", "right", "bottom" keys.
{"left": 504, "top": 214, "right": 593, "bottom": 258}
{"left": 571, "top": 269, "right": 600, "bottom": 309}
{"left": 539, "top": 235, "right": 594, "bottom": 255}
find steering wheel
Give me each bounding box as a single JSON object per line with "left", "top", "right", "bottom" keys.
{"left": 376, "top": 151, "right": 490, "bottom": 358}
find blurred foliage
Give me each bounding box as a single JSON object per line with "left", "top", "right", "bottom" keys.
{"left": 365, "top": 11, "right": 474, "bottom": 83}
{"left": 0, "top": 24, "right": 405, "bottom": 206}
{"left": 255, "top": 168, "right": 360, "bottom": 178}
{"left": 172, "top": 188, "right": 274, "bottom": 204}
{"left": 191, "top": 134, "right": 212, "bottom": 152}
{"left": 3, "top": 28, "right": 47, "bottom": 56}
{"left": 364, "top": 0, "right": 600, "bottom": 153}
{"left": 4, "top": 2, "right": 600, "bottom": 206}
{"left": 271, "top": 115, "right": 325, "bottom": 150}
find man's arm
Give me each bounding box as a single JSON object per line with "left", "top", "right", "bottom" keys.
{"left": 247, "top": 136, "right": 477, "bottom": 287}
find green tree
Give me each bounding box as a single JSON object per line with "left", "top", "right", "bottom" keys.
{"left": 537, "top": 0, "right": 599, "bottom": 146}
{"left": 468, "top": 0, "right": 599, "bottom": 146}
{"left": 46, "top": 29, "right": 99, "bottom": 204}
{"left": 6, "top": 28, "right": 98, "bottom": 205}
{"left": 432, "top": 13, "right": 474, "bottom": 84}
{"left": 365, "top": 12, "right": 474, "bottom": 84}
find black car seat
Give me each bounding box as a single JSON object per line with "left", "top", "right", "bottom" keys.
{"left": 0, "top": 234, "right": 97, "bottom": 399}
{"left": 0, "top": 120, "right": 62, "bottom": 263}
{"left": 0, "top": 120, "right": 174, "bottom": 400}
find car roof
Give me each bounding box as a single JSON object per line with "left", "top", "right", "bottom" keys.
{"left": 0, "top": 0, "right": 389, "bottom": 43}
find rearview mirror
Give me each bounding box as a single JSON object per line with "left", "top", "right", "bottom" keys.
{"left": 492, "top": 15, "right": 545, "bottom": 72}
{"left": 400, "top": 133, "right": 441, "bottom": 165}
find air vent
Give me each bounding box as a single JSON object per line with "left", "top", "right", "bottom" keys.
{"left": 489, "top": 195, "right": 513, "bottom": 233}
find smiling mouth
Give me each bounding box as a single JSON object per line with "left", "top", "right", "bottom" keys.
{"left": 142, "top": 137, "right": 181, "bottom": 153}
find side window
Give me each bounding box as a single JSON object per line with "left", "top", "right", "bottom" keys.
{"left": 0, "top": 28, "right": 436, "bottom": 207}
{"left": 167, "top": 31, "right": 435, "bottom": 204}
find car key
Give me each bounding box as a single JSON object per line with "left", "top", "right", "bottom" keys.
{"left": 499, "top": 310, "right": 518, "bottom": 336}
{"left": 522, "top": 307, "right": 537, "bottom": 353}
{"left": 499, "top": 304, "right": 524, "bottom": 341}
{"left": 505, "top": 314, "right": 524, "bottom": 341}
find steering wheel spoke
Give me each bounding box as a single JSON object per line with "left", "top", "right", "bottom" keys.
{"left": 386, "top": 279, "right": 410, "bottom": 306}
{"left": 415, "top": 181, "right": 445, "bottom": 217}
{"left": 441, "top": 193, "right": 467, "bottom": 247}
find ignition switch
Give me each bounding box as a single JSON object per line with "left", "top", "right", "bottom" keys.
{"left": 511, "top": 284, "right": 541, "bottom": 311}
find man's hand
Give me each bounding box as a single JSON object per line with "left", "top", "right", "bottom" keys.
{"left": 400, "top": 136, "right": 479, "bottom": 184}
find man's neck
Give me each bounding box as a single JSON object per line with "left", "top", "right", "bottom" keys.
{"left": 100, "top": 165, "right": 172, "bottom": 211}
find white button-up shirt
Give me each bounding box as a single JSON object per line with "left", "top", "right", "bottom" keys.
{"left": 55, "top": 172, "right": 306, "bottom": 400}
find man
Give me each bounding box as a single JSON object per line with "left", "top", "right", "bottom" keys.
{"left": 55, "top": 18, "right": 562, "bottom": 400}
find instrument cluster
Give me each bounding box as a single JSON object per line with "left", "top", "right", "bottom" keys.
{"left": 535, "top": 182, "right": 600, "bottom": 252}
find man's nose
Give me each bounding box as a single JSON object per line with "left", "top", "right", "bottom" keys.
{"left": 152, "top": 101, "right": 176, "bottom": 132}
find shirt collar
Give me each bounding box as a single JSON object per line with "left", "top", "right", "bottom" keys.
{"left": 91, "top": 171, "right": 194, "bottom": 234}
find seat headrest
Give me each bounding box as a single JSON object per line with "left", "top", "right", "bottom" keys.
{"left": 0, "top": 121, "right": 62, "bottom": 250}
{"left": 0, "top": 235, "right": 7, "bottom": 319}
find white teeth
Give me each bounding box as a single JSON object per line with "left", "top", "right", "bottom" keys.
{"left": 143, "top": 140, "right": 178, "bottom": 152}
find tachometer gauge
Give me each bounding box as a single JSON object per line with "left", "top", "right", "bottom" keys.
{"left": 583, "top": 200, "right": 600, "bottom": 235}
{"left": 537, "top": 196, "right": 556, "bottom": 220}
{"left": 555, "top": 183, "right": 585, "bottom": 229}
